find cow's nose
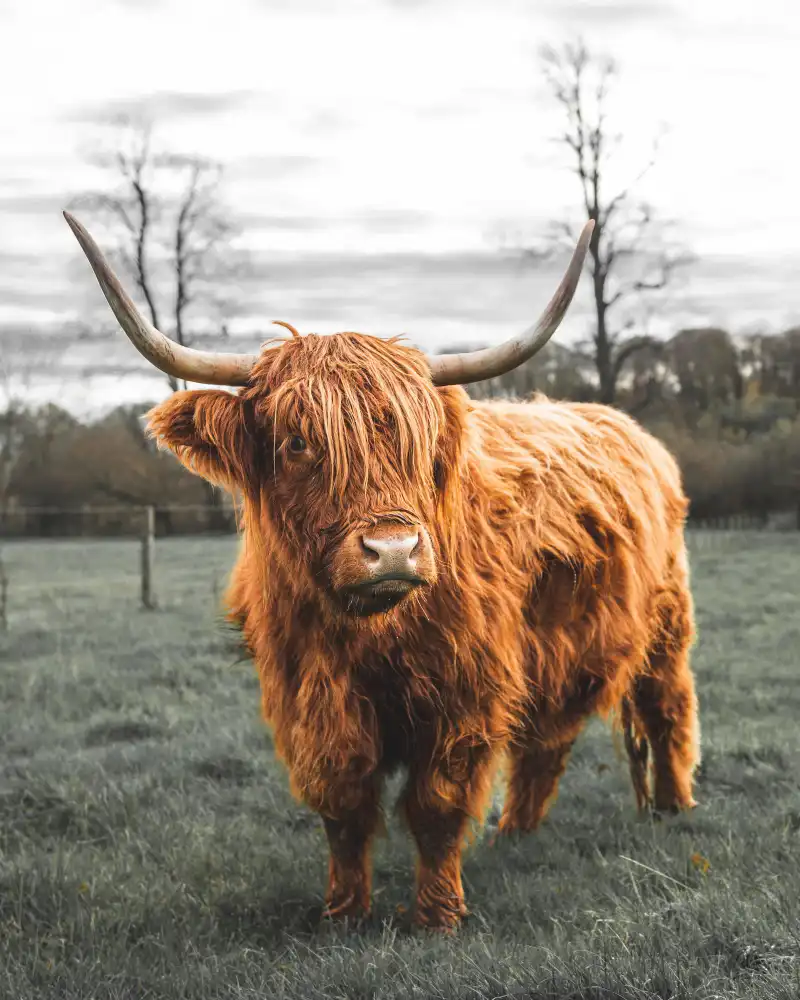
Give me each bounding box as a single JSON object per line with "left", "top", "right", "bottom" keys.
{"left": 360, "top": 531, "right": 420, "bottom": 579}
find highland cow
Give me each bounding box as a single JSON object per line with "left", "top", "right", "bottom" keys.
{"left": 64, "top": 210, "right": 700, "bottom": 931}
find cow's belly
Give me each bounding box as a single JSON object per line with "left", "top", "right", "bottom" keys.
{"left": 519, "top": 636, "right": 648, "bottom": 748}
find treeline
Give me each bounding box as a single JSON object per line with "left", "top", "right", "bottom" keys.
{"left": 458, "top": 325, "right": 800, "bottom": 523}
{"left": 0, "top": 403, "right": 234, "bottom": 538}
{"left": 1, "top": 325, "right": 799, "bottom": 537}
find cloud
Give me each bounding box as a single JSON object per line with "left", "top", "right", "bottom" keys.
{"left": 0, "top": 247, "right": 98, "bottom": 319}
{"left": 248, "top": 0, "right": 341, "bottom": 10}
{"left": 354, "top": 209, "right": 433, "bottom": 234}
{"left": 300, "top": 109, "right": 352, "bottom": 137}
{"left": 238, "top": 213, "right": 323, "bottom": 233}
{"left": 0, "top": 176, "right": 47, "bottom": 195}
{"left": 0, "top": 280, "right": 70, "bottom": 315}
{"left": 235, "top": 154, "right": 325, "bottom": 181}
{"left": 0, "top": 248, "right": 51, "bottom": 269}
{"left": 0, "top": 192, "right": 71, "bottom": 219}
{"left": 237, "top": 207, "right": 434, "bottom": 236}
{"left": 540, "top": 0, "right": 677, "bottom": 27}
{"left": 65, "top": 89, "right": 259, "bottom": 126}
{"left": 379, "top": 0, "right": 678, "bottom": 20}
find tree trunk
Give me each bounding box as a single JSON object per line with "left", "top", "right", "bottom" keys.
{"left": 595, "top": 301, "right": 617, "bottom": 405}
{"left": 589, "top": 227, "right": 617, "bottom": 406}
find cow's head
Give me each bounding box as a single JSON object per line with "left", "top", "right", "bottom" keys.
{"left": 63, "top": 211, "right": 592, "bottom": 620}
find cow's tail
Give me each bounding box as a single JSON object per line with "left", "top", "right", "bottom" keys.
{"left": 620, "top": 696, "right": 652, "bottom": 814}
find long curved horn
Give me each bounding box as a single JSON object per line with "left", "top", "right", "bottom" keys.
{"left": 426, "top": 220, "right": 595, "bottom": 386}
{"left": 63, "top": 211, "right": 269, "bottom": 387}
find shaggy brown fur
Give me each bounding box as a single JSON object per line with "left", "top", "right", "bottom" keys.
{"left": 147, "top": 331, "right": 700, "bottom": 931}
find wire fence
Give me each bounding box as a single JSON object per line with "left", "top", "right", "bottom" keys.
{"left": 0, "top": 503, "right": 239, "bottom": 539}
{"left": 0, "top": 502, "right": 798, "bottom": 541}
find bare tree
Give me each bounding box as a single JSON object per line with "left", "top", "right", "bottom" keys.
{"left": 71, "top": 119, "right": 244, "bottom": 392}
{"left": 535, "top": 39, "right": 693, "bottom": 405}
{"left": 70, "top": 119, "right": 248, "bottom": 530}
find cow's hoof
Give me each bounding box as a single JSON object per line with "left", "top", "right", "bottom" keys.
{"left": 412, "top": 900, "right": 467, "bottom": 933}
{"left": 650, "top": 799, "right": 698, "bottom": 820}
{"left": 488, "top": 822, "right": 538, "bottom": 845}
{"left": 321, "top": 893, "right": 370, "bottom": 925}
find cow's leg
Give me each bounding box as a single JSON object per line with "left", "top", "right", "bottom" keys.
{"left": 621, "top": 694, "right": 652, "bottom": 814}
{"left": 402, "top": 747, "right": 496, "bottom": 932}
{"left": 633, "top": 588, "right": 700, "bottom": 814}
{"left": 496, "top": 729, "right": 580, "bottom": 835}
{"left": 319, "top": 776, "right": 383, "bottom": 922}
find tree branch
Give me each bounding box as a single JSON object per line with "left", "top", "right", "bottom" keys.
{"left": 612, "top": 335, "right": 662, "bottom": 379}
{"left": 76, "top": 121, "right": 245, "bottom": 395}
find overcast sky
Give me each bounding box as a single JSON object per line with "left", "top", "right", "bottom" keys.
{"left": 1, "top": 0, "right": 799, "bottom": 415}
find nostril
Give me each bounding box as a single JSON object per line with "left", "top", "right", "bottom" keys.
{"left": 360, "top": 537, "right": 381, "bottom": 564}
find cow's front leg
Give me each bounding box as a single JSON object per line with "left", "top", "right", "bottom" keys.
{"left": 319, "top": 775, "right": 382, "bottom": 923}
{"left": 402, "top": 745, "right": 496, "bottom": 932}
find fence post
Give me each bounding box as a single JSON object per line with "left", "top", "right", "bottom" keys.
{"left": 141, "top": 505, "right": 156, "bottom": 611}
{"left": 0, "top": 548, "right": 7, "bottom": 632}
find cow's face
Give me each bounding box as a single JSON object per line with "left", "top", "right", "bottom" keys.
{"left": 147, "top": 333, "right": 466, "bottom": 620}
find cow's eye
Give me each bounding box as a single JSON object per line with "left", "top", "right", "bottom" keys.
{"left": 287, "top": 435, "right": 307, "bottom": 455}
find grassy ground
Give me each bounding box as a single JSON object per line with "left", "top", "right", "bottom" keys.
{"left": 0, "top": 531, "right": 798, "bottom": 999}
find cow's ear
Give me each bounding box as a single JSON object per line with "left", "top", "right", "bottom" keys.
{"left": 145, "top": 389, "right": 255, "bottom": 488}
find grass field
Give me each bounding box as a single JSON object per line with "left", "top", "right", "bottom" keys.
{"left": 1, "top": 532, "right": 799, "bottom": 999}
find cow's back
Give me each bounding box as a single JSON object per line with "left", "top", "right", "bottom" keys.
{"left": 466, "top": 395, "right": 689, "bottom": 577}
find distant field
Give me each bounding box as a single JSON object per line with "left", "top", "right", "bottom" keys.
{"left": 1, "top": 533, "right": 799, "bottom": 999}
